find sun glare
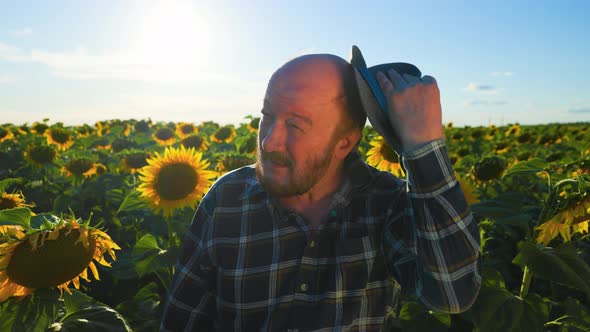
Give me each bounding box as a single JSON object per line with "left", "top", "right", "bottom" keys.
{"left": 132, "top": 1, "right": 215, "bottom": 79}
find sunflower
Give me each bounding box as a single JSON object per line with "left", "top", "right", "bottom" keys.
{"left": 365, "top": 136, "right": 405, "bottom": 177}
{"left": 517, "top": 132, "right": 532, "bottom": 144}
{"left": 504, "top": 124, "right": 521, "bottom": 137}
{"left": 485, "top": 127, "right": 498, "bottom": 141}
{"left": 122, "top": 152, "right": 150, "bottom": 173}
{"left": 95, "top": 163, "right": 107, "bottom": 175}
{"left": 0, "top": 192, "right": 33, "bottom": 211}
{"left": 455, "top": 173, "right": 479, "bottom": 206}
{"left": 175, "top": 122, "right": 198, "bottom": 139}
{"left": 0, "top": 127, "right": 14, "bottom": 143}
{"left": 238, "top": 135, "right": 257, "bottom": 154}
{"left": 75, "top": 124, "right": 95, "bottom": 138}
{"left": 134, "top": 120, "right": 151, "bottom": 133}
{"left": 61, "top": 158, "right": 98, "bottom": 178}
{"left": 180, "top": 134, "right": 209, "bottom": 151}
{"left": 535, "top": 196, "right": 590, "bottom": 245}
{"left": 25, "top": 144, "right": 57, "bottom": 167}
{"left": 210, "top": 126, "right": 237, "bottom": 144}
{"left": 152, "top": 127, "right": 177, "bottom": 146}
{"left": 247, "top": 117, "right": 260, "bottom": 133}
{"left": 472, "top": 156, "right": 506, "bottom": 181}
{"left": 16, "top": 124, "right": 30, "bottom": 136}
{"left": 137, "top": 145, "right": 216, "bottom": 217}
{"left": 95, "top": 121, "right": 110, "bottom": 136}
{"left": 46, "top": 127, "right": 74, "bottom": 151}
{"left": 451, "top": 131, "right": 463, "bottom": 141}
{"left": 31, "top": 122, "right": 49, "bottom": 135}
{"left": 493, "top": 142, "right": 510, "bottom": 154}
{"left": 216, "top": 153, "right": 256, "bottom": 174}
{"left": 94, "top": 139, "right": 112, "bottom": 151}
{"left": 0, "top": 217, "right": 120, "bottom": 302}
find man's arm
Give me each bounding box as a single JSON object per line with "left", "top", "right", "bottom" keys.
{"left": 160, "top": 199, "right": 217, "bottom": 331}
{"left": 383, "top": 138, "right": 481, "bottom": 313}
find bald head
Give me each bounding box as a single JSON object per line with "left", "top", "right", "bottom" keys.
{"left": 267, "top": 54, "right": 366, "bottom": 132}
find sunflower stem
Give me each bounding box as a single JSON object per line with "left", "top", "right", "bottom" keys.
{"left": 166, "top": 217, "right": 176, "bottom": 247}
{"left": 520, "top": 265, "right": 532, "bottom": 298}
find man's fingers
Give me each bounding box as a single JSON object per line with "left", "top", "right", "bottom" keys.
{"left": 421, "top": 75, "right": 437, "bottom": 85}
{"left": 376, "top": 71, "right": 395, "bottom": 95}
{"left": 403, "top": 73, "right": 421, "bottom": 85}
{"left": 386, "top": 68, "right": 407, "bottom": 90}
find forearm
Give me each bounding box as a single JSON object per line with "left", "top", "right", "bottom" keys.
{"left": 400, "top": 138, "right": 481, "bottom": 313}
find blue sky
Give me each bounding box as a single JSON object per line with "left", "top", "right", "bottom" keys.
{"left": 0, "top": 0, "right": 588, "bottom": 127}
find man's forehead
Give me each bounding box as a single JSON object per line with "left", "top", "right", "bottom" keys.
{"left": 264, "top": 85, "right": 345, "bottom": 107}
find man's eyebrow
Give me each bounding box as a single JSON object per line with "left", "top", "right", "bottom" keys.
{"left": 262, "top": 99, "right": 313, "bottom": 126}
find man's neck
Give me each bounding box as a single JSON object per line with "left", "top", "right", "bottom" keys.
{"left": 279, "top": 166, "right": 343, "bottom": 227}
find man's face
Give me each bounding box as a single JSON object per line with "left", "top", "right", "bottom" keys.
{"left": 255, "top": 64, "right": 346, "bottom": 197}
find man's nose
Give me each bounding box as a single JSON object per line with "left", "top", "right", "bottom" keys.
{"left": 261, "top": 122, "right": 286, "bottom": 153}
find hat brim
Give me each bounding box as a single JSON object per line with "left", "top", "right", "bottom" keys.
{"left": 350, "top": 45, "right": 421, "bottom": 153}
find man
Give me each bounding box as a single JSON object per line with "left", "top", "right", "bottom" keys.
{"left": 160, "top": 53, "right": 481, "bottom": 331}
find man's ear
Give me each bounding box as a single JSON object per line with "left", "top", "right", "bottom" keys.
{"left": 334, "top": 129, "right": 361, "bottom": 160}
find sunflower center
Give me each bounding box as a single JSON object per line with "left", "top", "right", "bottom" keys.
{"left": 125, "top": 153, "right": 149, "bottom": 169}
{"left": 0, "top": 127, "right": 8, "bottom": 139}
{"left": 215, "top": 127, "right": 232, "bottom": 140}
{"left": 0, "top": 196, "right": 20, "bottom": 210}
{"left": 379, "top": 143, "right": 399, "bottom": 163}
{"left": 50, "top": 129, "right": 71, "bottom": 144}
{"left": 66, "top": 159, "right": 94, "bottom": 176}
{"left": 6, "top": 228, "right": 96, "bottom": 288}
{"left": 155, "top": 128, "right": 175, "bottom": 140}
{"left": 181, "top": 135, "right": 203, "bottom": 149}
{"left": 181, "top": 125, "right": 195, "bottom": 134}
{"left": 135, "top": 120, "right": 150, "bottom": 132}
{"left": 32, "top": 123, "right": 49, "bottom": 134}
{"left": 29, "top": 145, "right": 57, "bottom": 164}
{"left": 473, "top": 156, "right": 506, "bottom": 181}
{"left": 154, "top": 163, "right": 199, "bottom": 200}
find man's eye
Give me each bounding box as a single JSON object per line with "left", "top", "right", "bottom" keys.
{"left": 288, "top": 123, "right": 303, "bottom": 132}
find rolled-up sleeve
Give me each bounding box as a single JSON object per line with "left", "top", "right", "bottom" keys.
{"left": 160, "top": 199, "right": 217, "bottom": 331}
{"left": 383, "top": 138, "right": 481, "bottom": 314}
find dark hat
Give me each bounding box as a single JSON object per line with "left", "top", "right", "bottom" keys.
{"left": 350, "top": 45, "right": 421, "bottom": 153}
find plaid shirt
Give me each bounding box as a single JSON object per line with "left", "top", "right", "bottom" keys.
{"left": 160, "top": 139, "right": 481, "bottom": 332}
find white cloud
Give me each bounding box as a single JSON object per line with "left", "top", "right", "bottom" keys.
{"left": 491, "top": 71, "right": 513, "bottom": 77}
{"left": 463, "top": 82, "right": 499, "bottom": 95}
{"left": 0, "top": 42, "right": 244, "bottom": 83}
{"left": 8, "top": 27, "right": 33, "bottom": 37}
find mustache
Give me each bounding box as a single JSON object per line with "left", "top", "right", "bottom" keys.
{"left": 260, "top": 150, "right": 294, "bottom": 168}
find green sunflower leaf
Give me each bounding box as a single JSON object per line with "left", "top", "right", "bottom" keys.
{"left": 0, "top": 207, "right": 32, "bottom": 229}
{"left": 468, "top": 287, "right": 549, "bottom": 332}
{"left": 0, "top": 289, "right": 61, "bottom": 332}
{"left": 48, "top": 306, "right": 132, "bottom": 332}
{"left": 117, "top": 191, "right": 148, "bottom": 214}
{"left": 513, "top": 242, "right": 590, "bottom": 301}
{"left": 502, "top": 158, "right": 548, "bottom": 178}
{"left": 0, "top": 177, "right": 22, "bottom": 193}
{"left": 399, "top": 301, "right": 451, "bottom": 332}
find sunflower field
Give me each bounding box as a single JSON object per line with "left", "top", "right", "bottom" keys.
{"left": 1, "top": 118, "right": 590, "bottom": 331}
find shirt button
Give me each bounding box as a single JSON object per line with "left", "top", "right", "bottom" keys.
{"left": 309, "top": 240, "right": 315, "bottom": 248}
{"left": 300, "top": 283, "right": 308, "bottom": 292}
{"left": 330, "top": 210, "right": 337, "bottom": 217}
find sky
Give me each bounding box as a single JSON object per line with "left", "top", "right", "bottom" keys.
{"left": 0, "top": 0, "right": 589, "bottom": 127}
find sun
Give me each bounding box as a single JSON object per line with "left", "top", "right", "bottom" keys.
{"left": 131, "top": 1, "right": 215, "bottom": 79}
